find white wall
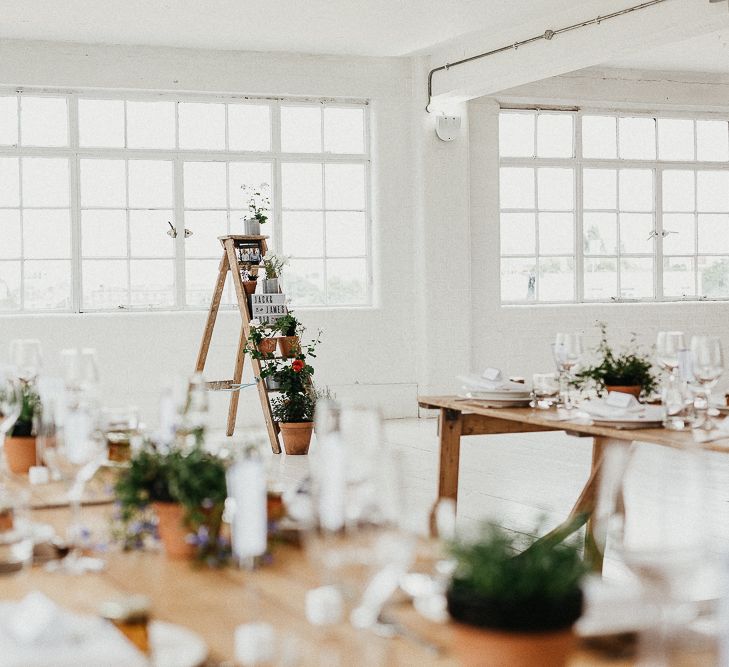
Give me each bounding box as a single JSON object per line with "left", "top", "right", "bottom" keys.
{"left": 0, "top": 40, "right": 421, "bottom": 426}
{"left": 468, "top": 68, "right": 729, "bottom": 389}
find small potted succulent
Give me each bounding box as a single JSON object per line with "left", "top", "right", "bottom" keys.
{"left": 115, "top": 445, "right": 228, "bottom": 561}
{"left": 447, "top": 523, "right": 586, "bottom": 667}
{"left": 241, "top": 269, "right": 258, "bottom": 296}
{"left": 275, "top": 312, "right": 301, "bottom": 358}
{"left": 5, "top": 384, "right": 40, "bottom": 474}
{"left": 241, "top": 183, "right": 271, "bottom": 236}
{"left": 246, "top": 320, "right": 278, "bottom": 357}
{"left": 573, "top": 321, "right": 657, "bottom": 399}
{"left": 262, "top": 253, "right": 288, "bottom": 294}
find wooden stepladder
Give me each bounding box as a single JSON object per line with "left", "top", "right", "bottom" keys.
{"left": 194, "top": 235, "right": 281, "bottom": 454}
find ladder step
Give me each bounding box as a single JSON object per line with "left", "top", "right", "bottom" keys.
{"left": 205, "top": 380, "right": 257, "bottom": 392}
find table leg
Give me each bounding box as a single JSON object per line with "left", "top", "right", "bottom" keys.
{"left": 429, "top": 408, "right": 462, "bottom": 536}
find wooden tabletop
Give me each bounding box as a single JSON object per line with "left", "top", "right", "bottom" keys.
{"left": 418, "top": 396, "right": 729, "bottom": 452}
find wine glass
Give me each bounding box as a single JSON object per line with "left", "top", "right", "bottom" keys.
{"left": 9, "top": 339, "right": 42, "bottom": 384}
{"left": 553, "top": 333, "right": 583, "bottom": 409}
{"left": 689, "top": 336, "right": 723, "bottom": 432}
{"left": 656, "top": 332, "right": 686, "bottom": 373}
{"left": 61, "top": 348, "right": 99, "bottom": 397}
{"left": 0, "top": 367, "right": 22, "bottom": 487}
{"left": 596, "top": 442, "right": 708, "bottom": 663}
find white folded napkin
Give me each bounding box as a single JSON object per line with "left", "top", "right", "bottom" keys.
{"left": 0, "top": 592, "right": 146, "bottom": 667}
{"left": 458, "top": 368, "right": 528, "bottom": 393}
{"left": 579, "top": 392, "right": 644, "bottom": 419}
{"left": 693, "top": 416, "right": 729, "bottom": 444}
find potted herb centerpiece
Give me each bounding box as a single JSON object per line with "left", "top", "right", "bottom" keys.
{"left": 447, "top": 523, "right": 586, "bottom": 667}
{"left": 241, "top": 183, "right": 271, "bottom": 236}
{"left": 573, "top": 322, "right": 657, "bottom": 399}
{"left": 275, "top": 312, "right": 301, "bottom": 358}
{"left": 262, "top": 253, "right": 288, "bottom": 294}
{"left": 5, "top": 384, "right": 40, "bottom": 474}
{"left": 115, "top": 445, "right": 228, "bottom": 561}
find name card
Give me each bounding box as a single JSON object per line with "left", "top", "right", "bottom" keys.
{"left": 251, "top": 294, "right": 287, "bottom": 325}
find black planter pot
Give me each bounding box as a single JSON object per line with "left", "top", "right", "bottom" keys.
{"left": 446, "top": 584, "right": 582, "bottom": 633}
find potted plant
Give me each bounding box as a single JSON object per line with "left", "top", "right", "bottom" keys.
{"left": 246, "top": 320, "right": 278, "bottom": 357}
{"left": 447, "top": 523, "right": 586, "bottom": 667}
{"left": 262, "top": 253, "right": 288, "bottom": 294}
{"left": 5, "top": 384, "right": 40, "bottom": 474}
{"left": 241, "top": 269, "right": 258, "bottom": 296}
{"left": 573, "top": 322, "right": 657, "bottom": 399}
{"left": 275, "top": 312, "right": 301, "bottom": 358}
{"left": 241, "top": 183, "right": 271, "bottom": 236}
{"left": 115, "top": 445, "right": 228, "bottom": 561}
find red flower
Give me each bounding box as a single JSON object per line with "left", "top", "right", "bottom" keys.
{"left": 292, "top": 359, "right": 304, "bottom": 373}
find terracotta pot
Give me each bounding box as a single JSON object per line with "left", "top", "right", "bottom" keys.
{"left": 153, "top": 502, "right": 193, "bottom": 559}
{"left": 605, "top": 385, "right": 642, "bottom": 399}
{"left": 278, "top": 336, "right": 300, "bottom": 358}
{"left": 279, "top": 422, "right": 313, "bottom": 455}
{"left": 242, "top": 280, "right": 257, "bottom": 295}
{"left": 451, "top": 622, "right": 576, "bottom": 667}
{"left": 4, "top": 436, "right": 37, "bottom": 474}
{"left": 257, "top": 338, "right": 278, "bottom": 356}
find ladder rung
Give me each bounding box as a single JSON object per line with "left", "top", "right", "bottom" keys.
{"left": 205, "top": 380, "right": 257, "bottom": 392}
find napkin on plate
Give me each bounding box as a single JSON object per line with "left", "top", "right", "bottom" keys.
{"left": 0, "top": 592, "right": 147, "bottom": 667}
{"left": 458, "top": 368, "right": 528, "bottom": 393}
{"left": 579, "top": 392, "right": 645, "bottom": 419}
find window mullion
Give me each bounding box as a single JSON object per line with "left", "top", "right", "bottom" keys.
{"left": 575, "top": 113, "right": 584, "bottom": 302}
{"left": 174, "top": 156, "right": 186, "bottom": 309}
{"left": 655, "top": 166, "right": 664, "bottom": 300}
{"left": 68, "top": 93, "right": 82, "bottom": 313}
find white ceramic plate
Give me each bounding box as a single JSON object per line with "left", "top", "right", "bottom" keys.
{"left": 464, "top": 390, "right": 531, "bottom": 400}
{"left": 461, "top": 396, "right": 532, "bottom": 408}
{"left": 151, "top": 621, "right": 208, "bottom": 667}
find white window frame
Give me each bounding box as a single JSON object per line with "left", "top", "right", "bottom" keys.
{"left": 499, "top": 107, "right": 729, "bottom": 305}
{"left": 0, "top": 88, "right": 373, "bottom": 313}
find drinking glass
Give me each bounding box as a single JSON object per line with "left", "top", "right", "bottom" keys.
{"left": 61, "top": 348, "right": 99, "bottom": 397}
{"left": 596, "top": 442, "right": 708, "bottom": 664}
{"left": 689, "top": 336, "right": 724, "bottom": 432}
{"left": 9, "top": 339, "right": 42, "bottom": 383}
{"left": 531, "top": 373, "right": 559, "bottom": 409}
{"left": 0, "top": 488, "right": 33, "bottom": 574}
{"left": 0, "top": 367, "right": 22, "bottom": 487}
{"left": 656, "top": 331, "right": 686, "bottom": 373}
{"left": 101, "top": 406, "right": 140, "bottom": 464}
{"left": 554, "top": 333, "right": 583, "bottom": 409}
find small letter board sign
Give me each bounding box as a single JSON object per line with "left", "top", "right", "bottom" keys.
{"left": 251, "top": 294, "right": 287, "bottom": 325}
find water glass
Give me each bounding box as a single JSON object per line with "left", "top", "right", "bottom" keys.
{"left": 101, "top": 406, "right": 140, "bottom": 464}
{"left": 531, "top": 373, "right": 559, "bottom": 409}
{"left": 0, "top": 488, "right": 33, "bottom": 574}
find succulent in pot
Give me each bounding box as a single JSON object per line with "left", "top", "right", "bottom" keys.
{"left": 446, "top": 523, "right": 586, "bottom": 667}
{"left": 241, "top": 270, "right": 258, "bottom": 296}
{"left": 4, "top": 384, "right": 40, "bottom": 474}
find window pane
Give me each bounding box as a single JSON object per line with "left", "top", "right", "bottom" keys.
{"left": 80, "top": 159, "right": 126, "bottom": 207}
{"left": 20, "top": 97, "right": 67, "bottom": 147}
{"left": 83, "top": 259, "right": 127, "bottom": 310}
{"left": 24, "top": 259, "right": 71, "bottom": 310}
{"left": 228, "top": 162, "right": 272, "bottom": 209}
{"left": 130, "top": 210, "right": 175, "bottom": 257}
{"left": 620, "top": 258, "right": 654, "bottom": 298}
{"left": 584, "top": 258, "right": 617, "bottom": 301}
{"left": 326, "top": 211, "right": 366, "bottom": 256}
{"left": 327, "top": 258, "right": 366, "bottom": 304}
{"left": 282, "top": 211, "right": 324, "bottom": 257}
{"left": 663, "top": 257, "right": 695, "bottom": 297}
{"left": 184, "top": 211, "right": 227, "bottom": 257}
{"left": 663, "top": 213, "right": 695, "bottom": 254}
{"left": 698, "top": 214, "right": 729, "bottom": 254}
{"left": 183, "top": 162, "right": 227, "bottom": 208}
{"left": 0, "top": 211, "right": 21, "bottom": 259}
{"left": 499, "top": 113, "right": 534, "bottom": 158}
{"left": 228, "top": 104, "right": 271, "bottom": 152}
{"left": 0, "top": 158, "right": 19, "bottom": 206}
{"left": 583, "top": 169, "right": 616, "bottom": 210}
{"left": 582, "top": 116, "right": 616, "bottom": 159}
{"left": 620, "top": 213, "right": 654, "bottom": 254}
{"left": 130, "top": 259, "right": 175, "bottom": 307}
{"left": 128, "top": 160, "right": 173, "bottom": 208}
{"left": 584, "top": 212, "right": 617, "bottom": 255}
{"left": 282, "top": 163, "right": 322, "bottom": 209}
{"left": 0, "top": 96, "right": 18, "bottom": 146}
{"left": 0, "top": 261, "right": 20, "bottom": 310}
{"left": 281, "top": 106, "right": 321, "bottom": 153}
{"left": 697, "top": 171, "right": 729, "bottom": 212}
{"left": 619, "top": 169, "right": 653, "bottom": 212}
{"left": 501, "top": 257, "right": 536, "bottom": 301}
{"left": 81, "top": 210, "right": 127, "bottom": 258}
{"left": 287, "top": 258, "right": 325, "bottom": 305}
{"left": 22, "top": 158, "right": 69, "bottom": 207}
{"left": 537, "top": 114, "right": 573, "bottom": 158}
{"left": 79, "top": 99, "right": 125, "bottom": 147}
{"left": 186, "top": 258, "right": 233, "bottom": 307}
{"left": 537, "top": 168, "right": 573, "bottom": 210}
{"left": 22, "top": 210, "right": 71, "bottom": 259}
{"left": 325, "top": 164, "right": 365, "bottom": 210}
{"left": 699, "top": 257, "right": 729, "bottom": 298}
{"left": 662, "top": 170, "right": 694, "bottom": 212}
{"left": 127, "top": 101, "right": 175, "bottom": 149}
{"left": 696, "top": 121, "right": 729, "bottom": 162}
{"left": 619, "top": 117, "right": 656, "bottom": 160}
{"left": 538, "top": 257, "right": 574, "bottom": 301}
{"left": 179, "top": 102, "right": 225, "bottom": 150}
{"left": 500, "top": 212, "right": 535, "bottom": 255}
{"left": 324, "top": 107, "right": 365, "bottom": 154}
{"left": 657, "top": 119, "right": 694, "bottom": 161}
{"left": 500, "top": 167, "right": 534, "bottom": 209}
{"left": 539, "top": 212, "right": 573, "bottom": 254}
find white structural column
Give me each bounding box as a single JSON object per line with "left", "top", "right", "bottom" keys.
{"left": 428, "top": 0, "right": 729, "bottom": 108}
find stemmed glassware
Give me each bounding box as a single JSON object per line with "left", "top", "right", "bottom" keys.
{"left": 553, "top": 333, "right": 583, "bottom": 409}
{"left": 9, "top": 339, "right": 42, "bottom": 384}
{"left": 689, "top": 335, "right": 724, "bottom": 432}
{"left": 656, "top": 332, "right": 686, "bottom": 375}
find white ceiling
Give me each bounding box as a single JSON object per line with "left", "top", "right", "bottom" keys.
{"left": 0, "top": 0, "right": 591, "bottom": 57}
